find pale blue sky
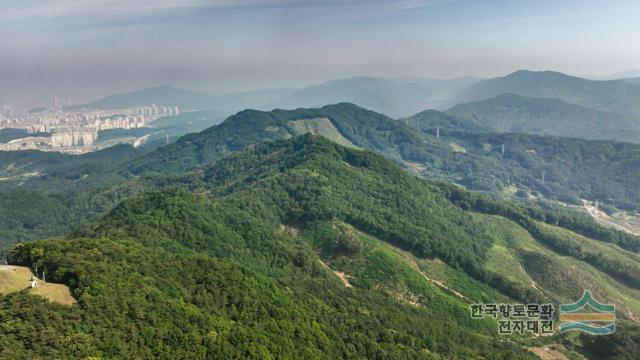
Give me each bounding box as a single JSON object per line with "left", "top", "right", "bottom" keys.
{"left": 1, "top": 0, "right": 639, "bottom": 103}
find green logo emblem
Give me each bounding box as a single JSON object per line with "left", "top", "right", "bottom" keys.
{"left": 559, "top": 290, "right": 615, "bottom": 335}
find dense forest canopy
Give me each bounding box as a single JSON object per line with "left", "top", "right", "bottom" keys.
{"left": 1, "top": 135, "right": 639, "bottom": 358}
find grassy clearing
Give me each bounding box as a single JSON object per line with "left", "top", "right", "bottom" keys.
{"left": 475, "top": 214, "right": 542, "bottom": 292}
{"left": 0, "top": 265, "right": 76, "bottom": 305}
{"left": 288, "top": 118, "right": 358, "bottom": 149}
{"left": 30, "top": 282, "right": 76, "bottom": 305}
{"left": 0, "top": 265, "right": 32, "bottom": 293}
{"left": 537, "top": 221, "right": 640, "bottom": 264}
{"left": 502, "top": 185, "right": 519, "bottom": 197}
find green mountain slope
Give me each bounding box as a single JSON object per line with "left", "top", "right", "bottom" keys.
{"left": 0, "top": 144, "right": 145, "bottom": 189}
{"left": 399, "top": 109, "right": 640, "bottom": 211}
{"left": 5, "top": 103, "right": 438, "bottom": 254}
{"left": 399, "top": 109, "right": 488, "bottom": 133}
{"left": 4, "top": 136, "right": 544, "bottom": 359}
{"left": 4, "top": 135, "right": 640, "bottom": 358}
{"left": 445, "top": 93, "right": 640, "bottom": 143}
{"left": 123, "top": 102, "right": 430, "bottom": 175}
{"left": 0, "top": 145, "right": 151, "bottom": 254}
{"left": 21, "top": 102, "right": 633, "bottom": 247}
{"left": 6, "top": 102, "right": 640, "bottom": 261}
{"left": 453, "top": 70, "right": 640, "bottom": 117}
{"left": 133, "top": 103, "right": 640, "bottom": 214}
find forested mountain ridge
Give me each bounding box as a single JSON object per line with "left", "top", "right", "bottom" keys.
{"left": 445, "top": 93, "right": 640, "bottom": 143}
{"left": 399, "top": 109, "right": 487, "bottom": 133}
{"left": 436, "top": 131, "right": 640, "bottom": 212}
{"left": 122, "top": 102, "right": 430, "bottom": 175}
{"left": 4, "top": 135, "right": 640, "bottom": 358}
{"left": 1, "top": 135, "right": 527, "bottom": 359}
{"left": 0, "top": 144, "right": 154, "bottom": 254}
{"left": 127, "top": 102, "right": 640, "bottom": 213}
{"left": 397, "top": 110, "right": 640, "bottom": 212}
{"left": 6, "top": 102, "right": 640, "bottom": 257}
{"left": 272, "top": 76, "right": 479, "bottom": 117}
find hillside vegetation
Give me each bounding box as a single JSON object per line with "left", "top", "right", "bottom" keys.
{"left": 3, "top": 136, "right": 639, "bottom": 358}
{"left": 0, "top": 145, "right": 150, "bottom": 253}
{"left": 446, "top": 93, "right": 640, "bottom": 143}
{"left": 402, "top": 108, "right": 640, "bottom": 212}
{"left": 5, "top": 103, "right": 640, "bottom": 257}
{"left": 3, "top": 136, "right": 536, "bottom": 359}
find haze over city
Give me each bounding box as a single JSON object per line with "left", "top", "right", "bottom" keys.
{"left": 2, "top": 0, "right": 640, "bottom": 105}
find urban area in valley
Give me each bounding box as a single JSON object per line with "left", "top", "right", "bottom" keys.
{"left": 0, "top": 101, "right": 180, "bottom": 153}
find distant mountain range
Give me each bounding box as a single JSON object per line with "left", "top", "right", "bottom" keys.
{"left": 272, "top": 76, "right": 478, "bottom": 117}
{"left": 452, "top": 70, "right": 640, "bottom": 117}
{"left": 400, "top": 109, "right": 487, "bottom": 133}
{"left": 70, "top": 76, "right": 480, "bottom": 118}
{"left": 591, "top": 69, "right": 640, "bottom": 80}
{"left": 67, "top": 85, "right": 211, "bottom": 110}
{"left": 60, "top": 71, "right": 640, "bottom": 211}
{"left": 71, "top": 70, "right": 640, "bottom": 135}
{"left": 445, "top": 93, "right": 640, "bottom": 143}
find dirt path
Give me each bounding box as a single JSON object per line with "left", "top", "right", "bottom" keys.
{"left": 394, "top": 253, "right": 470, "bottom": 302}
{"left": 582, "top": 200, "right": 639, "bottom": 235}
{"left": 318, "top": 260, "right": 353, "bottom": 288}
{"left": 517, "top": 263, "right": 546, "bottom": 296}
{"left": 423, "top": 273, "right": 469, "bottom": 301}
{"left": 133, "top": 134, "right": 150, "bottom": 148}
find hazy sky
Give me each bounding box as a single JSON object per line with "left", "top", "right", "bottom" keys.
{"left": 2, "top": 0, "right": 640, "bottom": 104}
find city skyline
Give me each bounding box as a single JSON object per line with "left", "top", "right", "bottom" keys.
{"left": 2, "top": 0, "right": 640, "bottom": 104}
